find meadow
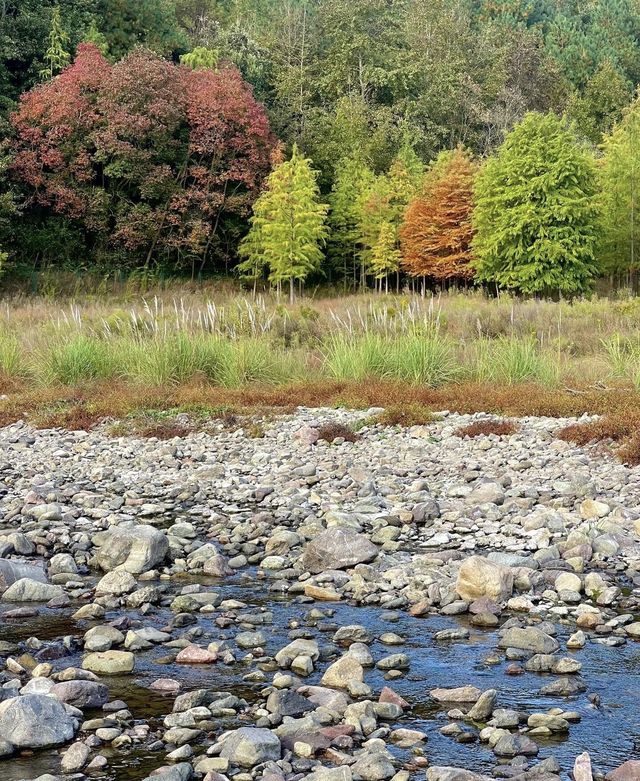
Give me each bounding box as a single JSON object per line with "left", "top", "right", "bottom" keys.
{"left": 0, "top": 286, "right": 640, "bottom": 458}
{"left": 2, "top": 287, "right": 640, "bottom": 389}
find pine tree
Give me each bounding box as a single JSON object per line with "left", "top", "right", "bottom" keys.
{"left": 369, "top": 220, "right": 401, "bottom": 291}
{"left": 40, "top": 7, "right": 71, "bottom": 81}
{"left": 238, "top": 145, "right": 328, "bottom": 302}
{"left": 83, "top": 21, "right": 109, "bottom": 56}
{"left": 400, "top": 146, "right": 476, "bottom": 283}
{"left": 387, "top": 143, "right": 425, "bottom": 225}
{"left": 473, "top": 112, "right": 600, "bottom": 296}
{"left": 327, "top": 155, "right": 375, "bottom": 289}
{"left": 600, "top": 94, "right": 640, "bottom": 286}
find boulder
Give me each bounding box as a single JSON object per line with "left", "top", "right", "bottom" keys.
{"left": 300, "top": 529, "right": 378, "bottom": 574}
{"left": 427, "top": 769, "right": 493, "bottom": 781}
{"left": 456, "top": 556, "right": 513, "bottom": 602}
{"left": 0, "top": 559, "right": 47, "bottom": 591}
{"left": 0, "top": 694, "right": 77, "bottom": 748}
{"left": 321, "top": 655, "right": 364, "bottom": 689}
{"left": 430, "top": 686, "right": 481, "bottom": 703}
{"left": 61, "top": 741, "right": 91, "bottom": 772}
{"left": 82, "top": 651, "right": 135, "bottom": 675}
{"left": 574, "top": 753, "right": 593, "bottom": 781}
{"left": 95, "top": 570, "right": 136, "bottom": 596}
{"left": 2, "top": 578, "right": 64, "bottom": 602}
{"left": 498, "top": 627, "right": 559, "bottom": 654}
{"left": 51, "top": 680, "right": 109, "bottom": 709}
{"left": 466, "top": 689, "right": 497, "bottom": 721}
{"left": 219, "top": 727, "right": 281, "bottom": 767}
{"left": 606, "top": 761, "right": 640, "bottom": 781}
{"left": 94, "top": 524, "right": 169, "bottom": 574}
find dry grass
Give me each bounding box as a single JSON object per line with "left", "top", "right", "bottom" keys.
{"left": 619, "top": 431, "right": 640, "bottom": 465}
{"left": 3, "top": 381, "right": 640, "bottom": 434}
{"left": 454, "top": 419, "right": 518, "bottom": 438}
{"left": 556, "top": 412, "right": 640, "bottom": 465}
{"left": 317, "top": 422, "right": 360, "bottom": 443}
{"left": 369, "top": 403, "right": 437, "bottom": 427}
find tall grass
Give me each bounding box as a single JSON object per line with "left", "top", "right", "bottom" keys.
{"left": 0, "top": 290, "right": 639, "bottom": 391}
{"left": 470, "top": 337, "right": 561, "bottom": 386}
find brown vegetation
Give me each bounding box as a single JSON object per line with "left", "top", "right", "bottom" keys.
{"left": 317, "top": 422, "right": 360, "bottom": 443}
{"left": 454, "top": 419, "right": 518, "bottom": 438}
{"left": 2, "top": 381, "right": 640, "bottom": 434}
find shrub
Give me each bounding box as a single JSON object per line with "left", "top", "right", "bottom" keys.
{"left": 454, "top": 419, "right": 518, "bottom": 437}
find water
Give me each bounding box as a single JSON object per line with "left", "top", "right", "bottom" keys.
{"left": 2, "top": 570, "right": 640, "bottom": 780}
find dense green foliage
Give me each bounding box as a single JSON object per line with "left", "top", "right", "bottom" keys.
{"left": 1, "top": 0, "right": 640, "bottom": 294}
{"left": 473, "top": 113, "right": 600, "bottom": 295}
{"left": 238, "top": 145, "right": 328, "bottom": 299}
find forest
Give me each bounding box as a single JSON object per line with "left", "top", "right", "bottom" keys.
{"left": 1, "top": 0, "right": 640, "bottom": 296}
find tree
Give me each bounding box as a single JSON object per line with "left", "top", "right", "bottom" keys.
{"left": 355, "top": 172, "right": 393, "bottom": 287}
{"left": 401, "top": 146, "right": 476, "bottom": 283}
{"left": 96, "top": 0, "right": 187, "bottom": 60}
{"left": 327, "top": 154, "right": 375, "bottom": 288}
{"left": 600, "top": 95, "right": 640, "bottom": 284}
{"left": 11, "top": 44, "right": 276, "bottom": 271}
{"left": 568, "top": 60, "right": 632, "bottom": 144}
{"left": 472, "top": 111, "right": 600, "bottom": 295}
{"left": 369, "top": 220, "right": 400, "bottom": 291}
{"left": 238, "top": 145, "right": 328, "bottom": 302}
{"left": 180, "top": 46, "right": 218, "bottom": 70}
{"left": 40, "top": 6, "right": 71, "bottom": 80}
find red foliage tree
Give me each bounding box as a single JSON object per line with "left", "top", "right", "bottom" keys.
{"left": 400, "top": 147, "right": 477, "bottom": 282}
{"left": 10, "top": 44, "right": 277, "bottom": 270}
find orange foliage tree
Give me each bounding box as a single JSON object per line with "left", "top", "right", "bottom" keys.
{"left": 400, "top": 147, "right": 477, "bottom": 282}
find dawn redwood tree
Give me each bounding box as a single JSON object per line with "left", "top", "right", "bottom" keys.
{"left": 600, "top": 95, "right": 640, "bottom": 286}
{"left": 327, "top": 154, "right": 375, "bottom": 288}
{"left": 472, "top": 112, "right": 600, "bottom": 295}
{"left": 400, "top": 147, "right": 476, "bottom": 284}
{"left": 369, "top": 220, "right": 401, "bottom": 291}
{"left": 238, "top": 145, "right": 328, "bottom": 302}
{"left": 10, "top": 43, "right": 276, "bottom": 271}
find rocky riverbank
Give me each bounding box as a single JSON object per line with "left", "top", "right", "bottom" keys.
{"left": 0, "top": 409, "right": 638, "bottom": 781}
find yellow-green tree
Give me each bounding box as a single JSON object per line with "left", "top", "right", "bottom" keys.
{"left": 600, "top": 95, "right": 640, "bottom": 286}
{"left": 328, "top": 154, "right": 375, "bottom": 289}
{"left": 473, "top": 112, "right": 600, "bottom": 295}
{"left": 238, "top": 145, "right": 328, "bottom": 302}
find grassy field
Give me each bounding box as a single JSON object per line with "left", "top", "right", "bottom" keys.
{"left": 1, "top": 288, "right": 640, "bottom": 453}
{"left": 1, "top": 289, "right": 640, "bottom": 387}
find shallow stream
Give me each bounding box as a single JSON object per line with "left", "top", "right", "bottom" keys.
{"left": 2, "top": 571, "right": 640, "bottom": 781}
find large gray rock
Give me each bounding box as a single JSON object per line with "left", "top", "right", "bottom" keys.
{"left": 0, "top": 694, "right": 77, "bottom": 748}
{"left": 0, "top": 559, "right": 47, "bottom": 591}
{"left": 142, "top": 763, "right": 193, "bottom": 781}
{"left": 94, "top": 524, "right": 169, "bottom": 574}
{"left": 82, "top": 651, "right": 135, "bottom": 675}
{"left": 219, "top": 727, "right": 281, "bottom": 767}
{"left": 300, "top": 529, "right": 378, "bottom": 574}
{"left": 456, "top": 556, "right": 513, "bottom": 602}
{"left": 2, "top": 578, "right": 64, "bottom": 602}
{"left": 498, "top": 627, "right": 559, "bottom": 654}
{"left": 51, "top": 680, "right": 109, "bottom": 709}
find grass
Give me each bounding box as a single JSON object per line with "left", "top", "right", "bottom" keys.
{"left": 556, "top": 412, "right": 640, "bottom": 465}
{"left": 317, "top": 422, "right": 360, "bottom": 442}
{"left": 368, "top": 403, "right": 437, "bottom": 427}
{"left": 454, "top": 419, "right": 518, "bottom": 438}
{"left": 2, "top": 289, "right": 640, "bottom": 445}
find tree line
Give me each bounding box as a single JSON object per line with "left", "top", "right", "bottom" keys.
{"left": 0, "top": 0, "right": 639, "bottom": 295}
